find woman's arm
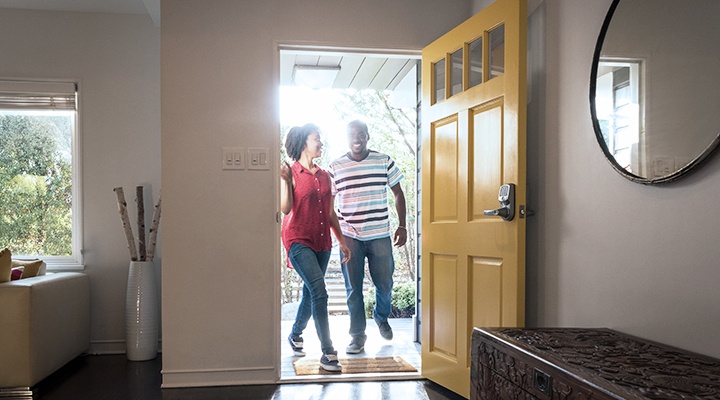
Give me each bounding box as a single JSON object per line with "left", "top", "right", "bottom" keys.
{"left": 280, "top": 162, "right": 293, "bottom": 214}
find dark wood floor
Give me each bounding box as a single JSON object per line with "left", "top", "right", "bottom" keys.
{"left": 33, "top": 354, "right": 466, "bottom": 400}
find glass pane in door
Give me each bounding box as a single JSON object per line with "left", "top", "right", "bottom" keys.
{"left": 489, "top": 24, "right": 505, "bottom": 79}
{"left": 450, "top": 48, "right": 463, "bottom": 97}
{"left": 469, "top": 37, "right": 483, "bottom": 88}
{"left": 433, "top": 58, "right": 446, "bottom": 104}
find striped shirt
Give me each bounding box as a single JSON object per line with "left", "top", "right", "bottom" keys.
{"left": 328, "top": 150, "right": 403, "bottom": 241}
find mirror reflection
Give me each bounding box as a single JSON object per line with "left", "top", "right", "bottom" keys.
{"left": 591, "top": 0, "right": 720, "bottom": 184}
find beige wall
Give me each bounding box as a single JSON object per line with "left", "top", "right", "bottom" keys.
{"left": 526, "top": 0, "right": 720, "bottom": 356}
{"left": 160, "top": 0, "right": 472, "bottom": 387}
{"left": 5, "top": 0, "right": 720, "bottom": 390}
{"left": 162, "top": 0, "right": 720, "bottom": 387}
{"left": 0, "top": 9, "right": 161, "bottom": 354}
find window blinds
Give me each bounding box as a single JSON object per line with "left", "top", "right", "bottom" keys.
{"left": 0, "top": 80, "right": 77, "bottom": 111}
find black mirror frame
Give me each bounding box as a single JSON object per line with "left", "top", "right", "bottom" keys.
{"left": 589, "top": 0, "right": 720, "bottom": 185}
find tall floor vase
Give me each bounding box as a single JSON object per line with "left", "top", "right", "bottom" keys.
{"left": 126, "top": 260, "right": 159, "bottom": 361}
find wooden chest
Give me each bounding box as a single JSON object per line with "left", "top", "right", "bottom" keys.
{"left": 471, "top": 327, "right": 720, "bottom": 399}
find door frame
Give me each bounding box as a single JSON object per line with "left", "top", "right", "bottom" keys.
{"left": 273, "top": 41, "right": 423, "bottom": 383}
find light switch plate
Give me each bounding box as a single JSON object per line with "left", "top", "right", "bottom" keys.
{"left": 222, "top": 147, "right": 245, "bottom": 170}
{"left": 248, "top": 147, "right": 270, "bottom": 170}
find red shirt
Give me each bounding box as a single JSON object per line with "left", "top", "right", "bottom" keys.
{"left": 281, "top": 162, "right": 333, "bottom": 253}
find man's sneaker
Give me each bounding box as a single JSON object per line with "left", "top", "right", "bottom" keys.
{"left": 378, "top": 321, "right": 393, "bottom": 340}
{"left": 288, "top": 334, "right": 305, "bottom": 357}
{"left": 345, "top": 336, "right": 366, "bottom": 354}
{"left": 320, "top": 351, "right": 342, "bottom": 372}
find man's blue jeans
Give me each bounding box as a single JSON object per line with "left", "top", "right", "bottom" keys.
{"left": 341, "top": 236, "right": 395, "bottom": 340}
{"left": 288, "top": 243, "right": 334, "bottom": 354}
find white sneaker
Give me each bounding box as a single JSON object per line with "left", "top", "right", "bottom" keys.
{"left": 288, "top": 334, "right": 305, "bottom": 357}
{"left": 320, "top": 352, "right": 342, "bottom": 372}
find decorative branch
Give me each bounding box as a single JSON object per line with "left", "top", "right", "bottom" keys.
{"left": 114, "top": 187, "right": 138, "bottom": 261}
{"left": 146, "top": 192, "right": 162, "bottom": 262}
{"left": 136, "top": 186, "right": 147, "bottom": 261}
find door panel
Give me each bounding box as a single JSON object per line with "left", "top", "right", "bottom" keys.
{"left": 430, "top": 119, "right": 459, "bottom": 223}
{"left": 428, "top": 253, "right": 459, "bottom": 359}
{"left": 421, "top": 0, "right": 527, "bottom": 397}
{"left": 471, "top": 101, "right": 503, "bottom": 219}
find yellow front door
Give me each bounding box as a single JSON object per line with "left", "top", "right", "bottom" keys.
{"left": 421, "top": 0, "right": 527, "bottom": 397}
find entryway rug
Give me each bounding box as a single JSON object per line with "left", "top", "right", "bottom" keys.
{"left": 293, "top": 356, "right": 417, "bottom": 375}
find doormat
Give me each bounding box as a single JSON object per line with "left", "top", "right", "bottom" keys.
{"left": 293, "top": 356, "right": 417, "bottom": 375}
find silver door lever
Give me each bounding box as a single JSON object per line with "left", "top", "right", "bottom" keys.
{"left": 483, "top": 183, "right": 515, "bottom": 221}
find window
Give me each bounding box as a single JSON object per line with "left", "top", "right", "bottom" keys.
{"left": 0, "top": 80, "right": 82, "bottom": 269}
{"left": 596, "top": 60, "right": 643, "bottom": 175}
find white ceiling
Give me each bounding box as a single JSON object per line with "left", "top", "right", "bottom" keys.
{"left": 0, "top": 0, "right": 160, "bottom": 25}
{"left": 0, "top": 0, "right": 419, "bottom": 91}
{"left": 280, "top": 51, "right": 419, "bottom": 91}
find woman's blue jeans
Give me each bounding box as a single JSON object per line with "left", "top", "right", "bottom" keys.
{"left": 341, "top": 236, "right": 395, "bottom": 340}
{"left": 288, "top": 243, "right": 334, "bottom": 354}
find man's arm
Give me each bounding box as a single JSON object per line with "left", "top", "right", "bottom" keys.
{"left": 391, "top": 183, "right": 407, "bottom": 247}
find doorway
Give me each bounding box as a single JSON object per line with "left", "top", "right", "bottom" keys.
{"left": 277, "top": 47, "right": 421, "bottom": 381}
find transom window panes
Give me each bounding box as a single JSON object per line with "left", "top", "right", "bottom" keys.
{"left": 433, "top": 58, "right": 446, "bottom": 104}
{"left": 489, "top": 24, "right": 505, "bottom": 79}
{"left": 0, "top": 80, "right": 82, "bottom": 269}
{"left": 468, "top": 36, "right": 483, "bottom": 88}
{"left": 450, "top": 48, "right": 463, "bottom": 97}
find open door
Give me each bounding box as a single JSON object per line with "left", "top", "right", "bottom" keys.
{"left": 420, "top": 0, "right": 527, "bottom": 397}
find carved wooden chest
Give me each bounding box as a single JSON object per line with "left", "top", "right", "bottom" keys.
{"left": 471, "top": 328, "right": 720, "bottom": 399}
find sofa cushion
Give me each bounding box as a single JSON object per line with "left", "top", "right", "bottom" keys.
{"left": 0, "top": 248, "right": 10, "bottom": 283}
{"left": 11, "top": 259, "right": 46, "bottom": 278}
{"left": 11, "top": 267, "right": 23, "bottom": 280}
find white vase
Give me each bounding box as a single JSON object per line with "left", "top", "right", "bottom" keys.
{"left": 125, "top": 260, "right": 159, "bottom": 361}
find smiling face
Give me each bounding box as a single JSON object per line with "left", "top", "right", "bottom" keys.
{"left": 304, "top": 131, "right": 323, "bottom": 159}
{"left": 346, "top": 124, "right": 369, "bottom": 160}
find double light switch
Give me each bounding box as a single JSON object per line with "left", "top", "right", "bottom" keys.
{"left": 222, "top": 147, "right": 270, "bottom": 170}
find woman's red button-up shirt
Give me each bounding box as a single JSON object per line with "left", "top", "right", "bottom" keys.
{"left": 281, "top": 162, "right": 333, "bottom": 253}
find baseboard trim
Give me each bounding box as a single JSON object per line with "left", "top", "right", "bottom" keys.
{"left": 161, "top": 366, "right": 276, "bottom": 388}
{"left": 0, "top": 386, "right": 33, "bottom": 399}
{"left": 89, "top": 340, "right": 163, "bottom": 355}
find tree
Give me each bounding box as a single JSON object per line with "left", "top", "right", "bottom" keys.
{"left": 0, "top": 114, "right": 73, "bottom": 255}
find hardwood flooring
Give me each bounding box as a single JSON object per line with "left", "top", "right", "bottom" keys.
{"left": 29, "top": 317, "right": 464, "bottom": 400}
{"left": 32, "top": 354, "right": 464, "bottom": 400}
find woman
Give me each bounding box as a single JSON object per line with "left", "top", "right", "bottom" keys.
{"left": 281, "top": 123, "right": 350, "bottom": 372}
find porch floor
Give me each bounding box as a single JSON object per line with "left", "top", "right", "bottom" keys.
{"left": 280, "top": 315, "right": 421, "bottom": 382}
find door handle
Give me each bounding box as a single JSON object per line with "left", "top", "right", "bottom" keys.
{"left": 483, "top": 183, "right": 515, "bottom": 221}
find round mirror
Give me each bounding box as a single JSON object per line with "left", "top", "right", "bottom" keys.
{"left": 590, "top": 0, "right": 720, "bottom": 184}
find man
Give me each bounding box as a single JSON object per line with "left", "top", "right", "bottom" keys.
{"left": 328, "top": 119, "right": 407, "bottom": 354}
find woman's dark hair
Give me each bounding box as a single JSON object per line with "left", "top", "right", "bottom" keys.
{"left": 284, "top": 123, "right": 320, "bottom": 161}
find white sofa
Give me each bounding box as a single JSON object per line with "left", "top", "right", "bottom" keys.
{"left": 0, "top": 272, "right": 90, "bottom": 395}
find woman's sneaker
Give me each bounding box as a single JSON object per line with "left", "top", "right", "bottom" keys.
{"left": 288, "top": 334, "right": 305, "bottom": 357}
{"left": 320, "top": 351, "right": 342, "bottom": 372}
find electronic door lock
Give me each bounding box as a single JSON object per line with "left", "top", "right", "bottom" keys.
{"left": 483, "top": 183, "right": 515, "bottom": 221}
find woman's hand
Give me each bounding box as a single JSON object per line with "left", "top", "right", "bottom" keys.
{"left": 280, "top": 161, "right": 293, "bottom": 214}
{"left": 280, "top": 161, "right": 292, "bottom": 184}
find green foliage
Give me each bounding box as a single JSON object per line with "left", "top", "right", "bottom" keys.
{"left": 0, "top": 114, "right": 73, "bottom": 255}
{"left": 364, "top": 282, "right": 416, "bottom": 319}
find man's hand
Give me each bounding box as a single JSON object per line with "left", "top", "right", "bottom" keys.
{"left": 393, "top": 227, "right": 407, "bottom": 247}
{"left": 339, "top": 243, "right": 352, "bottom": 263}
